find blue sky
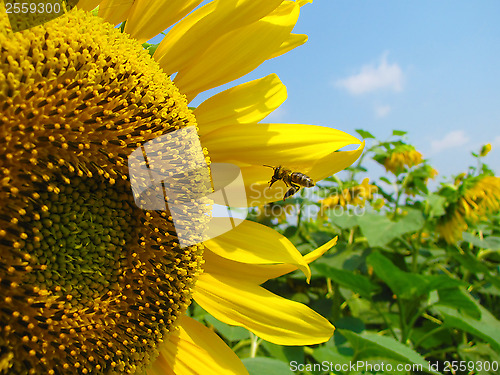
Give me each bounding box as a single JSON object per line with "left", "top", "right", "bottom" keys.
{"left": 166, "top": 1, "right": 500, "bottom": 183}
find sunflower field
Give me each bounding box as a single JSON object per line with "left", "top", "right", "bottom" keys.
{"left": 190, "top": 130, "right": 500, "bottom": 375}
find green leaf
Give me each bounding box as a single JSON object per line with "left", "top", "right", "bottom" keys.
{"left": 425, "top": 274, "right": 465, "bottom": 291}
{"left": 392, "top": 130, "right": 408, "bottom": 136}
{"left": 282, "top": 225, "right": 297, "bottom": 238}
{"left": 355, "top": 129, "right": 376, "bottom": 139}
{"left": 356, "top": 212, "right": 395, "bottom": 248}
{"left": 339, "top": 329, "right": 441, "bottom": 374}
{"left": 328, "top": 211, "right": 358, "bottom": 230}
{"left": 261, "top": 342, "right": 304, "bottom": 365}
{"left": 204, "top": 315, "right": 250, "bottom": 342}
{"left": 458, "top": 343, "right": 500, "bottom": 374}
{"left": 413, "top": 178, "right": 429, "bottom": 195}
{"left": 411, "top": 321, "right": 453, "bottom": 351}
{"left": 380, "top": 176, "right": 392, "bottom": 185}
{"left": 346, "top": 295, "right": 384, "bottom": 325}
{"left": 310, "top": 230, "right": 339, "bottom": 248}
{"left": 336, "top": 316, "right": 366, "bottom": 333}
{"left": 453, "top": 251, "right": 490, "bottom": 273}
{"left": 142, "top": 42, "right": 160, "bottom": 56}
{"left": 434, "top": 295, "right": 500, "bottom": 353}
{"left": 436, "top": 288, "right": 481, "bottom": 319}
{"left": 309, "top": 298, "right": 334, "bottom": 318}
{"left": 367, "top": 251, "right": 429, "bottom": 298}
{"left": 367, "top": 252, "right": 463, "bottom": 299}
{"left": 452, "top": 252, "right": 500, "bottom": 289}
{"left": 478, "top": 283, "right": 500, "bottom": 297}
{"left": 357, "top": 209, "right": 424, "bottom": 248}
{"left": 312, "top": 344, "right": 354, "bottom": 369}
{"left": 334, "top": 317, "right": 366, "bottom": 346}
{"left": 396, "top": 208, "right": 426, "bottom": 232}
{"left": 242, "top": 357, "right": 293, "bottom": 375}
{"left": 462, "top": 233, "right": 500, "bottom": 250}
{"left": 426, "top": 193, "right": 447, "bottom": 217}
{"left": 313, "top": 263, "right": 380, "bottom": 298}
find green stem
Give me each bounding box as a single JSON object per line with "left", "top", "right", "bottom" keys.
{"left": 329, "top": 283, "right": 343, "bottom": 322}
{"left": 414, "top": 325, "right": 446, "bottom": 348}
{"left": 231, "top": 339, "right": 252, "bottom": 354}
{"left": 392, "top": 181, "right": 402, "bottom": 219}
{"left": 373, "top": 303, "right": 399, "bottom": 340}
{"left": 392, "top": 171, "right": 413, "bottom": 219}
{"left": 346, "top": 352, "right": 359, "bottom": 375}
{"left": 406, "top": 303, "right": 436, "bottom": 342}
{"left": 476, "top": 156, "right": 483, "bottom": 176}
{"left": 397, "top": 298, "right": 408, "bottom": 342}
{"left": 410, "top": 235, "right": 420, "bottom": 273}
{"left": 348, "top": 228, "right": 355, "bottom": 244}
{"left": 478, "top": 248, "right": 496, "bottom": 260}
{"left": 326, "top": 278, "right": 334, "bottom": 298}
{"left": 424, "top": 346, "right": 456, "bottom": 359}
{"left": 249, "top": 333, "right": 261, "bottom": 358}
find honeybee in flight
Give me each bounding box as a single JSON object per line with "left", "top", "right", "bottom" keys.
{"left": 264, "top": 165, "right": 315, "bottom": 200}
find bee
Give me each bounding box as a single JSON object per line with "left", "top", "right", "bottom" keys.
{"left": 264, "top": 165, "right": 315, "bottom": 200}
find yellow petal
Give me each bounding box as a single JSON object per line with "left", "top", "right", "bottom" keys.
{"left": 124, "top": 0, "right": 203, "bottom": 44}
{"left": 202, "top": 123, "right": 364, "bottom": 205}
{"left": 204, "top": 220, "right": 311, "bottom": 281}
{"left": 308, "top": 141, "right": 364, "bottom": 180}
{"left": 268, "top": 33, "right": 308, "bottom": 60}
{"left": 193, "top": 74, "right": 287, "bottom": 137}
{"left": 174, "top": 1, "right": 300, "bottom": 101}
{"left": 203, "top": 123, "right": 362, "bottom": 165}
{"left": 147, "top": 315, "right": 248, "bottom": 375}
{"left": 154, "top": 0, "right": 284, "bottom": 75}
{"left": 203, "top": 237, "right": 337, "bottom": 285}
{"left": 98, "top": 0, "right": 134, "bottom": 25}
{"left": 77, "top": 0, "right": 102, "bottom": 12}
{"left": 194, "top": 273, "right": 335, "bottom": 345}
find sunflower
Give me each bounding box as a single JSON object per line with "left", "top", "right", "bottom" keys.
{"left": 321, "top": 178, "right": 377, "bottom": 209}
{"left": 479, "top": 143, "right": 492, "bottom": 157}
{"left": 438, "top": 175, "right": 500, "bottom": 244}
{"left": 0, "top": 1, "right": 364, "bottom": 374}
{"left": 380, "top": 145, "right": 423, "bottom": 175}
{"left": 404, "top": 164, "right": 438, "bottom": 196}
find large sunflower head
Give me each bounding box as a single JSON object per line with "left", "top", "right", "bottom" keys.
{"left": 0, "top": 8, "right": 211, "bottom": 374}
{"left": 1, "top": 1, "right": 365, "bottom": 374}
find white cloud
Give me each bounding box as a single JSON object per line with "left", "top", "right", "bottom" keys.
{"left": 335, "top": 53, "right": 404, "bottom": 95}
{"left": 374, "top": 105, "right": 391, "bottom": 118}
{"left": 430, "top": 130, "right": 469, "bottom": 153}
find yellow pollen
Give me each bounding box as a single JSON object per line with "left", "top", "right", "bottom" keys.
{"left": 0, "top": 8, "right": 211, "bottom": 375}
